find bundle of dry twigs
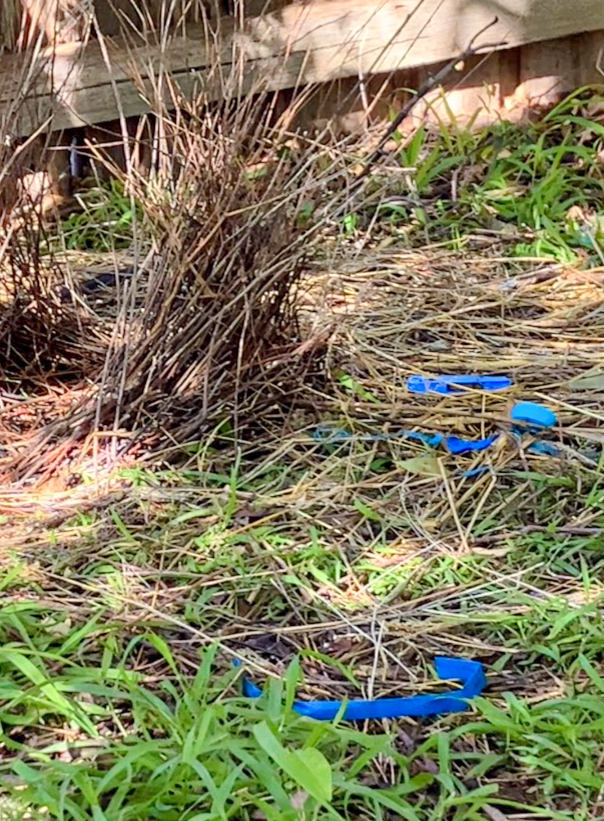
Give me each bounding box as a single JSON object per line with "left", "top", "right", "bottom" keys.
{"left": 0, "top": 11, "right": 357, "bottom": 487}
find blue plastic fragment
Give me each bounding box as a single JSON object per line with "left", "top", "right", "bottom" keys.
{"left": 312, "top": 426, "right": 497, "bottom": 454}
{"left": 510, "top": 402, "right": 557, "bottom": 429}
{"left": 312, "top": 426, "right": 446, "bottom": 447}
{"left": 461, "top": 466, "right": 493, "bottom": 477}
{"left": 312, "top": 425, "right": 352, "bottom": 444}
{"left": 407, "top": 375, "right": 513, "bottom": 395}
{"left": 397, "top": 430, "right": 444, "bottom": 447}
{"left": 445, "top": 434, "right": 499, "bottom": 454}
{"left": 312, "top": 399, "right": 561, "bottom": 465}
{"left": 240, "top": 657, "right": 486, "bottom": 721}
{"left": 526, "top": 440, "right": 562, "bottom": 457}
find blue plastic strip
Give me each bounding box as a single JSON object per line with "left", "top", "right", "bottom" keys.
{"left": 312, "top": 425, "right": 352, "bottom": 444}
{"left": 312, "top": 425, "right": 499, "bottom": 456}
{"left": 397, "top": 430, "right": 444, "bottom": 447}
{"left": 407, "top": 375, "right": 513, "bottom": 395}
{"left": 461, "top": 466, "right": 492, "bottom": 477}
{"left": 240, "top": 657, "right": 486, "bottom": 721}
{"left": 445, "top": 434, "right": 499, "bottom": 454}
{"left": 312, "top": 426, "right": 447, "bottom": 447}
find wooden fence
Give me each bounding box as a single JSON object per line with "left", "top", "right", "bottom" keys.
{"left": 1, "top": 0, "right": 603, "bottom": 138}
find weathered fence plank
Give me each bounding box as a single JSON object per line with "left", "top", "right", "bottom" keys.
{"left": 2, "top": 0, "right": 604, "bottom": 136}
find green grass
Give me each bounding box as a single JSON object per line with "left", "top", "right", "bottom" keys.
{"left": 59, "top": 180, "right": 141, "bottom": 251}
{"left": 2, "top": 450, "right": 604, "bottom": 819}
{"left": 361, "top": 86, "right": 604, "bottom": 263}
{"left": 2, "top": 632, "right": 603, "bottom": 821}
{"left": 56, "top": 88, "right": 604, "bottom": 264}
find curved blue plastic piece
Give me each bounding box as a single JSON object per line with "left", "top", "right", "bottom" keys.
{"left": 445, "top": 434, "right": 499, "bottom": 454}
{"left": 510, "top": 402, "right": 557, "bottom": 429}
{"left": 241, "top": 657, "right": 486, "bottom": 721}
{"left": 407, "top": 375, "right": 513, "bottom": 395}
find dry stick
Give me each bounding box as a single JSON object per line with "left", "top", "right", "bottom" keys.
{"left": 474, "top": 526, "right": 602, "bottom": 544}
{"left": 356, "top": 18, "right": 505, "bottom": 185}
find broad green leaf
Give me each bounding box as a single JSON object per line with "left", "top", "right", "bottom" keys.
{"left": 398, "top": 455, "right": 442, "bottom": 477}
{"left": 295, "top": 748, "right": 332, "bottom": 802}
{"left": 569, "top": 373, "right": 604, "bottom": 391}
{"left": 253, "top": 721, "right": 333, "bottom": 804}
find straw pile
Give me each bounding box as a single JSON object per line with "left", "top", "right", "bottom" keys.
{"left": 290, "top": 248, "right": 604, "bottom": 543}
{"left": 5, "top": 244, "right": 602, "bottom": 695}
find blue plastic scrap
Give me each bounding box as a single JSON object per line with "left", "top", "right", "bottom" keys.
{"left": 313, "top": 426, "right": 448, "bottom": 447}
{"left": 240, "top": 656, "right": 486, "bottom": 721}
{"left": 462, "top": 465, "right": 493, "bottom": 477}
{"left": 400, "top": 431, "right": 497, "bottom": 453}
{"left": 510, "top": 401, "right": 558, "bottom": 430}
{"left": 312, "top": 425, "right": 353, "bottom": 445}
{"left": 407, "top": 375, "right": 513, "bottom": 395}
{"left": 312, "top": 425, "right": 498, "bottom": 455}
{"left": 313, "top": 396, "right": 561, "bottom": 463}
{"left": 398, "top": 430, "right": 444, "bottom": 447}
{"left": 526, "top": 440, "right": 562, "bottom": 457}
{"left": 510, "top": 402, "right": 560, "bottom": 454}
{"left": 445, "top": 434, "right": 499, "bottom": 454}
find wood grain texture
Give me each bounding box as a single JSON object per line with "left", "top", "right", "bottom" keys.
{"left": 2, "top": 0, "right": 604, "bottom": 136}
